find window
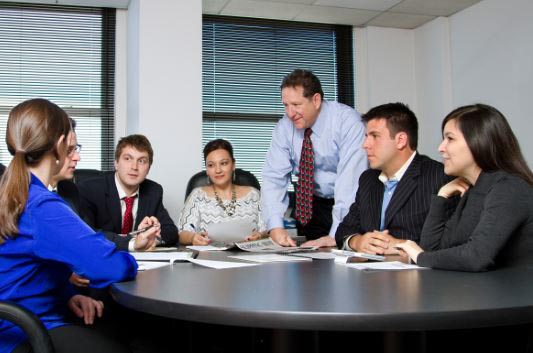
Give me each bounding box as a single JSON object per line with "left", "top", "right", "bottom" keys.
{"left": 202, "top": 16, "right": 354, "bottom": 184}
{"left": 0, "top": 3, "right": 115, "bottom": 170}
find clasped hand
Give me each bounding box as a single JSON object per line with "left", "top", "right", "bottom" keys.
{"left": 350, "top": 230, "right": 400, "bottom": 255}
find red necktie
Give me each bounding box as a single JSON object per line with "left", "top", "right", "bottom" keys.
{"left": 121, "top": 196, "right": 136, "bottom": 235}
{"left": 295, "top": 128, "right": 314, "bottom": 225}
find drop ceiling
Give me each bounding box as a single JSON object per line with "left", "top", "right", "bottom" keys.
{"left": 203, "top": 0, "right": 483, "bottom": 29}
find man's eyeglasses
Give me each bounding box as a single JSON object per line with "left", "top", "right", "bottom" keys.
{"left": 67, "top": 144, "right": 82, "bottom": 156}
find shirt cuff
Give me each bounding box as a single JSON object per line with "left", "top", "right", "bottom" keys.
{"left": 343, "top": 235, "right": 355, "bottom": 250}
{"left": 128, "top": 238, "right": 136, "bottom": 252}
{"left": 267, "top": 216, "right": 285, "bottom": 231}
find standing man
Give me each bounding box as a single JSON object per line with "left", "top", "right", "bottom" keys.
{"left": 262, "top": 69, "right": 367, "bottom": 247}
{"left": 78, "top": 134, "right": 178, "bottom": 251}
{"left": 335, "top": 102, "right": 453, "bottom": 253}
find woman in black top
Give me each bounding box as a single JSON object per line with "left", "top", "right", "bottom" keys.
{"left": 397, "top": 104, "right": 533, "bottom": 271}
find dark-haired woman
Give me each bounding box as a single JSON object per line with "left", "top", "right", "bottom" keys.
{"left": 397, "top": 104, "right": 533, "bottom": 271}
{"left": 178, "top": 139, "right": 266, "bottom": 245}
{"left": 0, "top": 99, "right": 137, "bottom": 352}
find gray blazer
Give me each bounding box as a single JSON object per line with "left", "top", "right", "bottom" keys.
{"left": 417, "top": 171, "right": 533, "bottom": 271}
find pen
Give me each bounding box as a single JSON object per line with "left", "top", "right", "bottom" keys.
{"left": 128, "top": 224, "right": 163, "bottom": 243}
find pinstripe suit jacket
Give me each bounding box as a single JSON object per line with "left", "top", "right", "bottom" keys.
{"left": 335, "top": 153, "right": 453, "bottom": 248}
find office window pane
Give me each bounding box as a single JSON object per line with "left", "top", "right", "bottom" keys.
{"left": 0, "top": 3, "right": 115, "bottom": 170}
{"left": 202, "top": 16, "right": 354, "bottom": 183}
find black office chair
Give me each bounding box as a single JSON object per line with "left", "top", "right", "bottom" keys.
{"left": 73, "top": 168, "right": 103, "bottom": 184}
{"left": 184, "top": 168, "right": 260, "bottom": 200}
{"left": 0, "top": 301, "right": 55, "bottom": 353}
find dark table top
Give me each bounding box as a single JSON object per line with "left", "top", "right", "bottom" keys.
{"left": 111, "top": 250, "right": 533, "bottom": 331}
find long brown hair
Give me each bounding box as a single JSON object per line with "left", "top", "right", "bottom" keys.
{"left": 442, "top": 104, "right": 533, "bottom": 185}
{"left": 0, "top": 99, "right": 71, "bottom": 242}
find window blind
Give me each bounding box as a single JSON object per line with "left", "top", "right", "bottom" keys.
{"left": 0, "top": 3, "right": 115, "bottom": 170}
{"left": 202, "top": 16, "right": 354, "bottom": 184}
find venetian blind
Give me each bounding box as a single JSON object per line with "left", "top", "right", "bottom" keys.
{"left": 0, "top": 3, "right": 115, "bottom": 170}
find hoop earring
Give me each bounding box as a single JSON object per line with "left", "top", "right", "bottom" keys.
{"left": 232, "top": 171, "right": 236, "bottom": 183}
{"left": 206, "top": 176, "right": 211, "bottom": 185}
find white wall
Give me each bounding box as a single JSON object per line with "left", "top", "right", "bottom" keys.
{"left": 120, "top": 0, "right": 202, "bottom": 220}
{"left": 413, "top": 17, "right": 453, "bottom": 159}
{"left": 449, "top": 0, "right": 533, "bottom": 166}
{"left": 355, "top": 26, "right": 417, "bottom": 114}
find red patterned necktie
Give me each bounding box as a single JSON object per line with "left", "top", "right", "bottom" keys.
{"left": 295, "top": 128, "right": 314, "bottom": 225}
{"left": 121, "top": 196, "right": 136, "bottom": 235}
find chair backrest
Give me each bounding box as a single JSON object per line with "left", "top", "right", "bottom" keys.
{"left": 73, "top": 168, "right": 103, "bottom": 184}
{"left": 185, "top": 168, "right": 260, "bottom": 200}
{"left": 0, "top": 301, "right": 55, "bottom": 353}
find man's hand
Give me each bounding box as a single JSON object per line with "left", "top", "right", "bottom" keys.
{"left": 270, "top": 227, "right": 296, "bottom": 247}
{"left": 348, "top": 230, "right": 399, "bottom": 255}
{"left": 301, "top": 235, "right": 336, "bottom": 248}
{"left": 134, "top": 216, "right": 161, "bottom": 251}
{"left": 68, "top": 294, "right": 104, "bottom": 325}
{"left": 69, "top": 273, "right": 90, "bottom": 287}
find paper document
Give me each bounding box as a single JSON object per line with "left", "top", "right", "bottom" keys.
{"left": 235, "top": 238, "right": 317, "bottom": 254}
{"left": 137, "top": 261, "right": 171, "bottom": 271}
{"left": 207, "top": 219, "right": 256, "bottom": 244}
{"left": 331, "top": 249, "right": 386, "bottom": 261}
{"left": 188, "top": 258, "right": 258, "bottom": 269}
{"left": 289, "top": 252, "right": 337, "bottom": 260}
{"left": 344, "top": 261, "right": 429, "bottom": 271}
{"left": 186, "top": 245, "right": 230, "bottom": 251}
{"left": 229, "top": 254, "right": 312, "bottom": 263}
{"left": 149, "top": 247, "right": 178, "bottom": 252}
{"left": 131, "top": 251, "right": 194, "bottom": 263}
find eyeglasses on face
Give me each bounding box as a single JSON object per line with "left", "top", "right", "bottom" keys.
{"left": 67, "top": 144, "right": 82, "bottom": 156}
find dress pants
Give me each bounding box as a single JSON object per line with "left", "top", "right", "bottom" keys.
{"left": 295, "top": 196, "right": 334, "bottom": 240}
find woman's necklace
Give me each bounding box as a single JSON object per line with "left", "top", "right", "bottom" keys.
{"left": 213, "top": 184, "right": 237, "bottom": 216}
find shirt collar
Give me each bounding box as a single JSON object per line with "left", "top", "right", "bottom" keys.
{"left": 114, "top": 173, "right": 139, "bottom": 200}
{"left": 306, "top": 99, "right": 328, "bottom": 138}
{"left": 378, "top": 151, "right": 417, "bottom": 184}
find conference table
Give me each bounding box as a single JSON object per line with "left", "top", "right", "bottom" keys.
{"left": 111, "top": 249, "right": 533, "bottom": 352}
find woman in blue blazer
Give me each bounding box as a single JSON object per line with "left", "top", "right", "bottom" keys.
{"left": 397, "top": 104, "right": 533, "bottom": 271}
{"left": 0, "top": 99, "right": 137, "bottom": 352}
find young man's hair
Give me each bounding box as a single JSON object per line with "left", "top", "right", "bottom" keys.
{"left": 280, "top": 69, "right": 324, "bottom": 100}
{"left": 362, "top": 102, "right": 418, "bottom": 150}
{"left": 115, "top": 134, "right": 154, "bottom": 165}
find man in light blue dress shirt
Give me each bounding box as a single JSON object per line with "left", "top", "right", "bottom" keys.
{"left": 262, "top": 69, "right": 367, "bottom": 248}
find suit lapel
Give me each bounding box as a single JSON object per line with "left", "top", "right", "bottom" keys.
{"left": 383, "top": 154, "right": 421, "bottom": 228}
{"left": 105, "top": 172, "right": 123, "bottom": 233}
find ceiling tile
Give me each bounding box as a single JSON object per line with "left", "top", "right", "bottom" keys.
{"left": 314, "top": 0, "right": 402, "bottom": 11}
{"left": 221, "top": 0, "right": 305, "bottom": 20}
{"left": 367, "top": 12, "right": 435, "bottom": 29}
{"left": 203, "top": 0, "right": 230, "bottom": 14}
{"left": 295, "top": 6, "right": 379, "bottom": 26}
{"left": 390, "top": 0, "right": 482, "bottom": 17}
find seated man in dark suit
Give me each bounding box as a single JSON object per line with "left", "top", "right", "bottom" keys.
{"left": 335, "top": 102, "right": 454, "bottom": 254}
{"left": 78, "top": 134, "right": 178, "bottom": 251}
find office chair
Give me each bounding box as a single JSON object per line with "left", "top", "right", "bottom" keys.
{"left": 184, "top": 168, "right": 260, "bottom": 200}
{"left": 0, "top": 301, "right": 55, "bottom": 353}
{"left": 73, "top": 168, "right": 103, "bottom": 184}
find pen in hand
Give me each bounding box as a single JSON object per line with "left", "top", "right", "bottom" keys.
{"left": 129, "top": 224, "right": 163, "bottom": 243}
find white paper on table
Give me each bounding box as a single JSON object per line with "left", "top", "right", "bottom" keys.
{"left": 290, "top": 252, "right": 337, "bottom": 260}
{"left": 149, "top": 247, "right": 178, "bottom": 252}
{"left": 131, "top": 251, "right": 194, "bottom": 263}
{"left": 187, "top": 258, "right": 258, "bottom": 269}
{"left": 229, "top": 254, "right": 312, "bottom": 263}
{"left": 137, "top": 261, "right": 171, "bottom": 271}
{"left": 344, "top": 261, "right": 429, "bottom": 271}
{"left": 186, "top": 245, "right": 229, "bottom": 251}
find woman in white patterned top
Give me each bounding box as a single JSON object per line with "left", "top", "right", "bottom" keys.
{"left": 178, "top": 139, "right": 267, "bottom": 245}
